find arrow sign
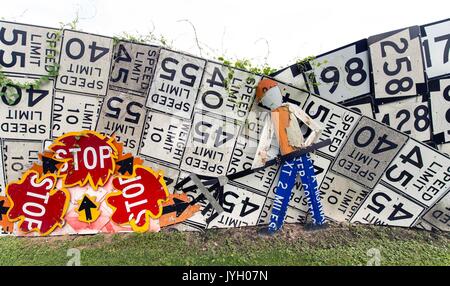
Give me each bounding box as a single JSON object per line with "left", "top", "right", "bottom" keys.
{"left": 116, "top": 156, "right": 134, "bottom": 175}
{"left": 42, "top": 155, "right": 61, "bottom": 174}
{"left": 77, "top": 195, "right": 99, "bottom": 222}
{"left": 162, "top": 197, "right": 189, "bottom": 217}
{"left": 0, "top": 199, "right": 9, "bottom": 221}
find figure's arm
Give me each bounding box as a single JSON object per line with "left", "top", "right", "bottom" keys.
{"left": 252, "top": 113, "right": 274, "bottom": 169}
{"left": 287, "top": 103, "right": 323, "bottom": 147}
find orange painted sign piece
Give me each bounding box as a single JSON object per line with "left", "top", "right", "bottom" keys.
{"left": 6, "top": 170, "right": 69, "bottom": 236}
{"left": 0, "top": 196, "right": 14, "bottom": 234}
{"left": 106, "top": 165, "right": 169, "bottom": 233}
{"left": 159, "top": 193, "right": 200, "bottom": 228}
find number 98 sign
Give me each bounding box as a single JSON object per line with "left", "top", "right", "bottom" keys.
{"left": 307, "top": 39, "right": 371, "bottom": 103}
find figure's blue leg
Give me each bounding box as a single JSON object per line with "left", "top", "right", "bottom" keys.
{"left": 297, "top": 153, "right": 326, "bottom": 225}
{"left": 268, "top": 157, "right": 299, "bottom": 234}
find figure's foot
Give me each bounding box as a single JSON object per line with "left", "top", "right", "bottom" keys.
{"left": 257, "top": 228, "right": 276, "bottom": 237}
{"left": 303, "top": 222, "right": 329, "bottom": 231}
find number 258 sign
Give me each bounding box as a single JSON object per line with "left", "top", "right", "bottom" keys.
{"left": 369, "top": 26, "right": 427, "bottom": 101}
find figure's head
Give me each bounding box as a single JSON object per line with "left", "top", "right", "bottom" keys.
{"left": 255, "top": 78, "right": 283, "bottom": 110}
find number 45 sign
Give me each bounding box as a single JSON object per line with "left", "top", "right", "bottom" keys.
{"left": 351, "top": 184, "right": 424, "bottom": 227}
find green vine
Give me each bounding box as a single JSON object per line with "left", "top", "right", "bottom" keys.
{"left": 215, "top": 56, "right": 278, "bottom": 91}
{"left": 112, "top": 31, "right": 173, "bottom": 49}
{"left": 0, "top": 17, "right": 325, "bottom": 104}
{"left": 0, "top": 18, "right": 79, "bottom": 104}
{"left": 295, "top": 55, "right": 328, "bottom": 87}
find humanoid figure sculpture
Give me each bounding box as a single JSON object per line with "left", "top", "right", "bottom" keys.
{"left": 253, "top": 78, "right": 326, "bottom": 234}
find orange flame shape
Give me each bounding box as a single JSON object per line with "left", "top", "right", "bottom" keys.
{"left": 49, "top": 131, "right": 118, "bottom": 190}
{"left": 6, "top": 170, "right": 69, "bottom": 236}
{"left": 106, "top": 165, "right": 168, "bottom": 233}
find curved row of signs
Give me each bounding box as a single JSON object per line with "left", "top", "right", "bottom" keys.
{"left": 0, "top": 18, "right": 449, "bottom": 236}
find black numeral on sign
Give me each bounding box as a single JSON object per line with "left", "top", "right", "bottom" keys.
{"left": 423, "top": 34, "right": 450, "bottom": 67}
{"left": 319, "top": 57, "right": 367, "bottom": 94}
{"left": 381, "top": 39, "right": 408, "bottom": 56}
{"left": 0, "top": 27, "right": 27, "bottom": 68}
{"left": 305, "top": 101, "right": 330, "bottom": 121}
{"left": 444, "top": 85, "right": 450, "bottom": 124}
{"left": 379, "top": 38, "right": 414, "bottom": 95}
{"left": 160, "top": 57, "right": 200, "bottom": 87}
{"left": 192, "top": 121, "right": 233, "bottom": 147}
{"left": 240, "top": 197, "right": 259, "bottom": 217}
{"left": 385, "top": 146, "right": 423, "bottom": 187}
{"left": 346, "top": 57, "right": 367, "bottom": 86}
{"left": 383, "top": 58, "right": 411, "bottom": 76}
{"left": 1, "top": 84, "right": 48, "bottom": 107}
{"left": 206, "top": 67, "right": 226, "bottom": 88}
{"left": 353, "top": 126, "right": 398, "bottom": 154}
{"left": 385, "top": 77, "right": 413, "bottom": 95}
{"left": 201, "top": 67, "right": 227, "bottom": 109}
{"left": 0, "top": 27, "right": 27, "bottom": 45}
{"left": 367, "top": 192, "right": 413, "bottom": 221}
{"left": 381, "top": 105, "right": 430, "bottom": 134}
{"left": 111, "top": 44, "right": 132, "bottom": 83}
{"left": 66, "top": 38, "right": 110, "bottom": 63}
{"left": 320, "top": 66, "right": 339, "bottom": 93}
{"left": 105, "top": 97, "right": 143, "bottom": 124}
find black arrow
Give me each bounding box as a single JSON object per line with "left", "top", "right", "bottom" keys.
{"left": 174, "top": 139, "right": 332, "bottom": 193}
{"left": 117, "top": 156, "right": 134, "bottom": 175}
{"left": 78, "top": 196, "right": 97, "bottom": 221}
{"left": 42, "top": 156, "right": 61, "bottom": 174}
{"left": 162, "top": 198, "right": 189, "bottom": 217}
{"left": 0, "top": 200, "right": 9, "bottom": 221}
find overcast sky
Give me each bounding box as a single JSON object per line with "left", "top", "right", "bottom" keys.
{"left": 1, "top": 0, "right": 449, "bottom": 68}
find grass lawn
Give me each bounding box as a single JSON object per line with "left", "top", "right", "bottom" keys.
{"left": 0, "top": 223, "right": 449, "bottom": 266}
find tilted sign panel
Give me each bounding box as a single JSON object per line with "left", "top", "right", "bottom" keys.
{"left": 306, "top": 39, "right": 371, "bottom": 103}
{"left": 52, "top": 91, "right": 102, "bottom": 138}
{"left": 369, "top": 26, "right": 427, "bottom": 101}
{"left": 0, "top": 76, "right": 54, "bottom": 141}
{"left": 421, "top": 18, "right": 450, "bottom": 80}
{"left": 429, "top": 78, "right": 450, "bottom": 144}
{"left": 319, "top": 171, "right": 371, "bottom": 222}
{"left": 56, "top": 30, "right": 113, "bottom": 96}
{"left": 109, "top": 41, "right": 160, "bottom": 96}
{"left": 303, "top": 94, "right": 361, "bottom": 159}
{"left": 2, "top": 139, "right": 41, "bottom": 184}
{"left": 420, "top": 190, "right": 450, "bottom": 232}
{"left": 180, "top": 113, "right": 240, "bottom": 177}
{"left": 96, "top": 89, "right": 147, "bottom": 154}
{"left": 207, "top": 185, "right": 267, "bottom": 229}
{"left": 196, "top": 61, "right": 261, "bottom": 122}
{"left": 331, "top": 116, "right": 409, "bottom": 189}
{"left": 0, "top": 21, "right": 61, "bottom": 76}
{"left": 375, "top": 96, "right": 432, "bottom": 142}
{"left": 380, "top": 138, "right": 450, "bottom": 207}
{"left": 139, "top": 110, "right": 191, "bottom": 167}
{"left": 146, "top": 48, "right": 206, "bottom": 120}
{"left": 350, "top": 183, "right": 425, "bottom": 227}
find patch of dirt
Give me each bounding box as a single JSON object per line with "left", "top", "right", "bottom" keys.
{"left": 18, "top": 222, "right": 450, "bottom": 249}
{"left": 192, "top": 222, "right": 450, "bottom": 249}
